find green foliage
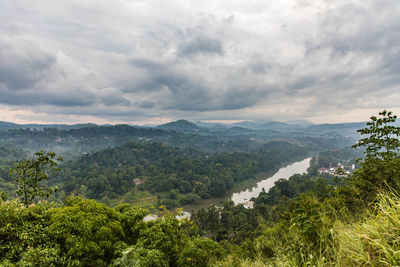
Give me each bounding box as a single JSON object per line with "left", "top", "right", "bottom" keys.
{"left": 0, "top": 191, "right": 7, "bottom": 202}
{"left": 11, "top": 151, "right": 63, "bottom": 206}
{"left": 113, "top": 246, "right": 169, "bottom": 267}
{"left": 18, "top": 246, "right": 72, "bottom": 267}
{"left": 192, "top": 201, "right": 260, "bottom": 244}
{"left": 0, "top": 146, "right": 26, "bottom": 163}
{"left": 177, "top": 237, "right": 224, "bottom": 267}
{"left": 0, "top": 194, "right": 226, "bottom": 266}
{"left": 0, "top": 146, "right": 26, "bottom": 197}
{"left": 48, "top": 196, "right": 127, "bottom": 266}
{"left": 253, "top": 172, "right": 335, "bottom": 207}
{"left": 350, "top": 111, "right": 400, "bottom": 201}
{"left": 353, "top": 110, "right": 400, "bottom": 160}
{"left": 136, "top": 210, "right": 186, "bottom": 265}
{"left": 59, "top": 141, "right": 307, "bottom": 208}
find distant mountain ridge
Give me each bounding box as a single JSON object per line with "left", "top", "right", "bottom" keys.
{"left": 0, "top": 119, "right": 368, "bottom": 132}
{"left": 0, "top": 121, "right": 97, "bottom": 131}
{"left": 0, "top": 121, "right": 19, "bottom": 130}
{"left": 156, "top": 119, "right": 201, "bottom": 133}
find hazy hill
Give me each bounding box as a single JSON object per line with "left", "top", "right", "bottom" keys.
{"left": 0, "top": 119, "right": 364, "bottom": 160}
{"left": 0, "top": 121, "right": 97, "bottom": 131}
{"left": 156, "top": 119, "right": 201, "bottom": 133}
{"left": 0, "top": 121, "right": 19, "bottom": 130}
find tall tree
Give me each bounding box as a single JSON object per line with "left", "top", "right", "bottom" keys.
{"left": 352, "top": 110, "right": 400, "bottom": 199}
{"left": 11, "top": 151, "right": 63, "bottom": 206}
{"left": 352, "top": 110, "right": 400, "bottom": 160}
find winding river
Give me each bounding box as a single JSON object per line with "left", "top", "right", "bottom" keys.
{"left": 182, "top": 157, "right": 312, "bottom": 212}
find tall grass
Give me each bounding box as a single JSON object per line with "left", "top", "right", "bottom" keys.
{"left": 230, "top": 192, "right": 400, "bottom": 266}
{"left": 336, "top": 192, "right": 400, "bottom": 266}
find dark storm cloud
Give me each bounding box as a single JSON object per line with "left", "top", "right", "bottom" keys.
{"left": 0, "top": 39, "right": 56, "bottom": 90}
{"left": 0, "top": 86, "right": 95, "bottom": 107}
{"left": 0, "top": 36, "right": 133, "bottom": 109}
{"left": 220, "top": 87, "right": 269, "bottom": 110}
{"left": 178, "top": 36, "right": 224, "bottom": 56}
{"left": 130, "top": 58, "right": 268, "bottom": 111}
{"left": 131, "top": 58, "right": 215, "bottom": 111}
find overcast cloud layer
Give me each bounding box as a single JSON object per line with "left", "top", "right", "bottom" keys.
{"left": 0, "top": 0, "right": 400, "bottom": 124}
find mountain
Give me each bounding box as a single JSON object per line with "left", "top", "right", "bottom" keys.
{"left": 0, "top": 118, "right": 363, "bottom": 160}
{"left": 0, "top": 121, "right": 20, "bottom": 130}
{"left": 156, "top": 119, "right": 202, "bottom": 133}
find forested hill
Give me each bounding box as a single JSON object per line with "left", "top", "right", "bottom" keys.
{"left": 0, "top": 119, "right": 362, "bottom": 159}
{"left": 0, "top": 125, "right": 269, "bottom": 158}
{"left": 58, "top": 141, "right": 308, "bottom": 208}
{"left": 156, "top": 119, "right": 201, "bottom": 133}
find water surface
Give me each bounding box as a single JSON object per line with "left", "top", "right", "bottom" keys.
{"left": 182, "top": 157, "right": 312, "bottom": 212}
{"left": 231, "top": 157, "right": 311, "bottom": 206}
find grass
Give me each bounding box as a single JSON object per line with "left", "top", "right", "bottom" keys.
{"left": 335, "top": 192, "right": 400, "bottom": 266}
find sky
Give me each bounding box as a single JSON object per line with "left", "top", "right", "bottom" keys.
{"left": 0, "top": 0, "right": 400, "bottom": 125}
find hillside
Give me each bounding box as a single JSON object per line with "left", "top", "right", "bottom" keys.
{"left": 157, "top": 119, "right": 201, "bottom": 133}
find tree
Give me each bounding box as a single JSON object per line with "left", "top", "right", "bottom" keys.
{"left": 11, "top": 151, "right": 63, "bottom": 207}
{"left": 352, "top": 110, "right": 400, "bottom": 160}
{"left": 351, "top": 110, "right": 400, "bottom": 199}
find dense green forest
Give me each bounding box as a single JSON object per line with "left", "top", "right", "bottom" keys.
{"left": 0, "top": 146, "right": 26, "bottom": 198}
{"left": 0, "top": 119, "right": 348, "bottom": 208}
{"left": 0, "top": 111, "right": 399, "bottom": 266}
{"left": 57, "top": 141, "right": 307, "bottom": 209}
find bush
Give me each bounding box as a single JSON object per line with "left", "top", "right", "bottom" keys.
{"left": 177, "top": 237, "right": 224, "bottom": 267}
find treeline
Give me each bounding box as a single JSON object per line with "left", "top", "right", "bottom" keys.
{"left": 58, "top": 141, "right": 308, "bottom": 208}
{"left": 0, "top": 125, "right": 260, "bottom": 156}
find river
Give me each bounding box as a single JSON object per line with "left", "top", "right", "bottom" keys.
{"left": 182, "top": 157, "right": 312, "bottom": 212}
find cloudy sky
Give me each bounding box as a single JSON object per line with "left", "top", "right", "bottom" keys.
{"left": 1, "top": 0, "right": 399, "bottom": 125}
